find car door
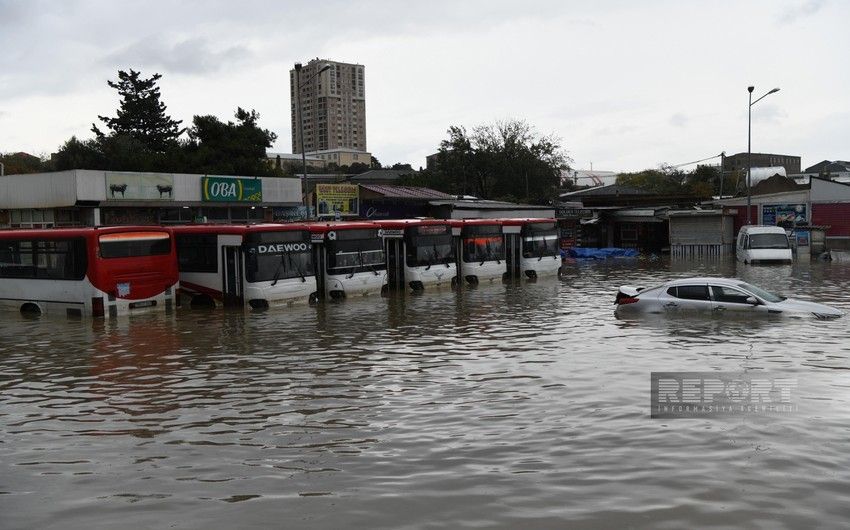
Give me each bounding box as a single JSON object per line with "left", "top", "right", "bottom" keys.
{"left": 709, "top": 284, "right": 768, "bottom": 315}
{"left": 662, "top": 283, "right": 712, "bottom": 313}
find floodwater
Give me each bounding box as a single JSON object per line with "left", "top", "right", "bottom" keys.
{"left": 2, "top": 258, "right": 850, "bottom": 529}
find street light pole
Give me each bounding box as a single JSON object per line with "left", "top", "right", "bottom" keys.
{"left": 747, "top": 86, "right": 753, "bottom": 224}
{"left": 746, "top": 86, "right": 780, "bottom": 225}
{"left": 294, "top": 61, "right": 332, "bottom": 220}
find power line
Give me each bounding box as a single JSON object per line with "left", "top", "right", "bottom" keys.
{"left": 670, "top": 152, "right": 724, "bottom": 169}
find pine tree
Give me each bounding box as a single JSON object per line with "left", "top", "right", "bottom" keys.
{"left": 92, "top": 69, "right": 184, "bottom": 152}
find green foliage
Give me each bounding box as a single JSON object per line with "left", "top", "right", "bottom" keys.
{"left": 92, "top": 69, "right": 184, "bottom": 152}
{"left": 615, "top": 164, "right": 721, "bottom": 198}
{"left": 53, "top": 70, "right": 280, "bottom": 176}
{"left": 370, "top": 156, "right": 382, "bottom": 169}
{"left": 184, "top": 108, "right": 278, "bottom": 176}
{"left": 413, "top": 119, "right": 571, "bottom": 203}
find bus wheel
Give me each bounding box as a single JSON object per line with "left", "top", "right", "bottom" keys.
{"left": 248, "top": 299, "right": 269, "bottom": 310}
{"left": 465, "top": 275, "right": 478, "bottom": 286}
{"left": 451, "top": 276, "right": 459, "bottom": 290}
{"left": 20, "top": 303, "right": 42, "bottom": 316}
{"left": 408, "top": 281, "right": 424, "bottom": 293}
{"left": 309, "top": 292, "right": 320, "bottom": 305}
{"left": 190, "top": 295, "right": 216, "bottom": 309}
{"left": 330, "top": 290, "right": 346, "bottom": 301}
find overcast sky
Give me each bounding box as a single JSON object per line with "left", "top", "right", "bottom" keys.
{"left": 1, "top": 0, "right": 847, "bottom": 172}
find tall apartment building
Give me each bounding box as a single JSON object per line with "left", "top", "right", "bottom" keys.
{"left": 290, "top": 59, "right": 366, "bottom": 155}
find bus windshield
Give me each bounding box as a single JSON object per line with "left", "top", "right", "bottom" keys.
{"left": 463, "top": 236, "right": 504, "bottom": 263}
{"left": 748, "top": 233, "right": 789, "bottom": 249}
{"left": 244, "top": 234, "right": 313, "bottom": 284}
{"left": 99, "top": 232, "right": 171, "bottom": 258}
{"left": 327, "top": 237, "right": 385, "bottom": 276}
{"left": 522, "top": 231, "right": 559, "bottom": 258}
{"left": 406, "top": 232, "right": 454, "bottom": 268}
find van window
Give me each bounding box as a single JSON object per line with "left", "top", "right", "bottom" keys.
{"left": 748, "top": 233, "right": 789, "bottom": 250}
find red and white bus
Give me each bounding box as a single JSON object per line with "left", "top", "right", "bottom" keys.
{"left": 308, "top": 221, "right": 387, "bottom": 299}
{"left": 172, "top": 224, "right": 316, "bottom": 309}
{"left": 449, "top": 219, "right": 506, "bottom": 285}
{"left": 0, "top": 226, "right": 178, "bottom": 317}
{"left": 500, "top": 218, "right": 562, "bottom": 279}
{"left": 377, "top": 219, "right": 456, "bottom": 292}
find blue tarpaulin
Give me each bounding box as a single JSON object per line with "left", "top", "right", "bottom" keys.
{"left": 564, "top": 247, "right": 639, "bottom": 259}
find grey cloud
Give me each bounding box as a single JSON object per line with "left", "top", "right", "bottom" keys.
{"left": 776, "top": 0, "right": 825, "bottom": 24}
{"left": 102, "top": 37, "right": 253, "bottom": 75}
{"left": 750, "top": 103, "right": 787, "bottom": 123}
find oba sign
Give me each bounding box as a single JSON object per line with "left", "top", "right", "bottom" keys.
{"left": 201, "top": 177, "right": 263, "bottom": 202}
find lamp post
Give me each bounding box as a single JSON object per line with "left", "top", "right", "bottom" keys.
{"left": 746, "top": 85, "right": 780, "bottom": 225}
{"left": 295, "top": 62, "right": 332, "bottom": 219}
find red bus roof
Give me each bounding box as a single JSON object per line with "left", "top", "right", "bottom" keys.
{"left": 446, "top": 218, "right": 503, "bottom": 227}
{"left": 0, "top": 225, "right": 173, "bottom": 240}
{"left": 306, "top": 220, "right": 381, "bottom": 233}
{"left": 170, "top": 223, "right": 311, "bottom": 236}
{"left": 374, "top": 218, "right": 451, "bottom": 229}
{"left": 497, "top": 218, "right": 557, "bottom": 226}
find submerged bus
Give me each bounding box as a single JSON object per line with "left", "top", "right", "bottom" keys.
{"left": 450, "top": 219, "right": 506, "bottom": 285}
{"left": 377, "top": 219, "right": 456, "bottom": 292}
{"left": 501, "top": 218, "right": 562, "bottom": 280}
{"left": 309, "top": 221, "right": 387, "bottom": 299}
{"left": 173, "top": 224, "right": 316, "bottom": 309}
{"left": 0, "top": 226, "right": 178, "bottom": 317}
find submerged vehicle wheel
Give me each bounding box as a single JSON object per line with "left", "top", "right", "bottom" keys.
{"left": 190, "top": 294, "right": 216, "bottom": 309}
{"left": 20, "top": 303, "right": 42, "bottom": 316}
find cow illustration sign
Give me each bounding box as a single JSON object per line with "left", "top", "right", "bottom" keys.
{"left": 105, "top": 172, "right": 174, "bottom": 201}
{"left": 202, "top": 177, "right": 263, "bottom": 202}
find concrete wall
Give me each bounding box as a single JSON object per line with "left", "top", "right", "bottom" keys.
{"left": 0, "top": 170, "right": 78, "bottom": 208}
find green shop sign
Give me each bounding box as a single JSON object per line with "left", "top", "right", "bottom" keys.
{"left": 201, "top": 177, "right": 263, "bottom": 202}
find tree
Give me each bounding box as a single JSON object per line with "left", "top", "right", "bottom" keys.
{"left": 616, "top": 164, "right": 715, "bottom": 198}
{"left": 370, "top": 156, "right": 382, "bottom": 169}
{"left": 184, "top": 107, "right": 278, "bottom": 176}
{"left": 92, "top": 69, "right": 184, "bottom": 152}
{"left": 417, "top": 120, "right": 570, "bottom": 203}
{"left": 390, "top": 162, "right": 413, "bottom": 170}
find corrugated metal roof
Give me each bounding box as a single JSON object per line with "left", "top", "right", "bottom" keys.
{"left": 359, "top": 184, "right": 453, "bottom": 199}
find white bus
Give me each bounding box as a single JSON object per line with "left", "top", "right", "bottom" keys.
{"left": 378, "top": 219, "right": 456, "bottom": 292}
{"left": 173, "top": 224, "right": 317, "bottom": 309}
{"left": 308, "top": 221, "right": 388, "bottom": 300}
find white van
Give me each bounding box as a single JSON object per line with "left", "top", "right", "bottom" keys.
{"left": 736, "top": 225, "right": 792, "bottom": 264}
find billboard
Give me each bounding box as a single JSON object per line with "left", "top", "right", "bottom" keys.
{"left": 315, "top": 184, "right": 359, "bottom": 217}
{"left": 105, "top": 172, "right": 174, "bottom": 201}
{"left": 762, "top": 204, "right": 807, "bottom": 226}
{"left": 201, "top": 177, "right": 263, "bottom": 202}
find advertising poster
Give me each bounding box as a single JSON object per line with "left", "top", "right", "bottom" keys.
{"left": 105, "top": 172, "right": 174, "bottom": 201}
{"left": 315, "top": 184, "right": 359, "bottom": 217}
{"left": 762, "top": 204, "right": 807, "bottom": 226}
{"left": 201, "top": 177, "right": 263, "bottom": 202}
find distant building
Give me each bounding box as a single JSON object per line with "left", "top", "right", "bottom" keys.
{"left": 290, "top": 58, "right": 366, "bottom": 154}
{"left": 308, "top": 147, "right": 371, "bottom": 168}
{"left": 266, "top": 152, "right": 325, "bottom": 172}
{"left": 425, "top": 152, "right": 440, "bottom": 171}
{"left": 722, "top": 152, "right": 801, "bottom": 176}
{"left": 805, "top": 160, "right": 850, "bottom": 174}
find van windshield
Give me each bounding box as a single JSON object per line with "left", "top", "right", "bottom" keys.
{"left": 748, "top": 233, "right": 789, "bottom": 249}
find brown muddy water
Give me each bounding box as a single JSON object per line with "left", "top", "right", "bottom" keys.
{"left": 2, "top": 257, "right": 850, "bottom": 529}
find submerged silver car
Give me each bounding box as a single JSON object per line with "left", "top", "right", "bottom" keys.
{"left": 614, "top": 277, "right": 843, "bottom": 319}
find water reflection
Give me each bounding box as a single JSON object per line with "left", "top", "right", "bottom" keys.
{"left": 1, "top": 258, "right": 850, "bottom": 528}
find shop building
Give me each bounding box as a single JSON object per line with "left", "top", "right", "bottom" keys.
{"left": 0, "top": 170, "right": 301, "bottom": 228}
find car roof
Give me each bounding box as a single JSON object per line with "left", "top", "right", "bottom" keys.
{"left": 663, "top": 277, "right": 749, "bottom": 287}
{"left": 739, "top": 225, "right": 787, "bottom": 234}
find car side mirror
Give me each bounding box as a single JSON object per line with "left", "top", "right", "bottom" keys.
{"left": 745, "top": 296, "right": 759, "bottom": 305}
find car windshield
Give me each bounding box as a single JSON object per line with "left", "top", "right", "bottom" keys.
{"left": 737, "top": 282, "right": 785, "bottom": 303}
{"left": 748, "top": 233, "right": 789, "bottom": 249}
